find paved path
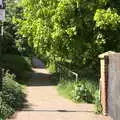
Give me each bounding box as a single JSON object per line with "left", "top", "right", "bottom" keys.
{"left": 8, "top": 68, "right": 112, "bottom": 120}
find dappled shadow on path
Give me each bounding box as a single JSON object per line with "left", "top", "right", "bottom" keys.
{"left": 22, "top": 109, "right": 94, "bottom": 113}
{"left": 28, "top": 77, "right": 55, "bottom": 86}
{"left": 27, "top": 68, "right": 56, "bottom": 86}
{"left": 27, "top": 58, "right": 57, "bottom": 86}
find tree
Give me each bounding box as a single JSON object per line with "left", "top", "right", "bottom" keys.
{"left": 1, "top": 0, "right": 23, "bottom": 54}
{"left": 16, "top": 0, "right": 120, "bottom": 77}
{"left": 17, "top": 0, "right": 97, "bottom": 61}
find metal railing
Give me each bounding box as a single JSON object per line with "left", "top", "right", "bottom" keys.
{"left": 56, "top": 63, "right": 78, "bottom": 82}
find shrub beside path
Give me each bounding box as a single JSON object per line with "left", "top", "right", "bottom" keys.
{"left": 8, "top": 59, "right": 112, "bottom": 120}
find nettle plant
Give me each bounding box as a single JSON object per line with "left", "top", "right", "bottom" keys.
{"left": 72, "top": 81, "right": 93, "bottom": 103}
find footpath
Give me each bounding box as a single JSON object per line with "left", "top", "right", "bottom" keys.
{"left": 8, "top": 58, "right": 112, "bottom": 120}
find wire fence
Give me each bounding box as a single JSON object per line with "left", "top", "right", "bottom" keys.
{"left": 56, "top": 63, "right": 78, "bottom": 82}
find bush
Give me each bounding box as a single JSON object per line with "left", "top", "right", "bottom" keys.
{"left": 72, "top": 80, "right": 98, "bottom": 103}
{"left": 0, "top": 71, "right": 26, "bottom": 119}
{"left": 2, "top": 71, "right": 26, "bottom": 109}
{"left": 0, "top": 54, "right": 31, "bottom": 78}
{"left": 72, "top": 81, "right": 93, "bottom": 103}
{"left": 0, "top": 95, "right": 15, "bottom": 119}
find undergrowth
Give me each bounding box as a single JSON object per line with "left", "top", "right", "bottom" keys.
{"left": 57, "top": 79, "right": 98, "bottom": 103}
{"left": 0, "top": 71, "right": 26, "bottom": 119}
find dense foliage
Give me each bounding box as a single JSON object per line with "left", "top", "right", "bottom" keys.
{"left": 0, "top": 71, "right": 26, "bottom": 119}
{"left": 0, "top": 54, "right": 31, "bottom": 79}
{"left": 0, "top": 0, "right": 31, "bottom": 55}
{"left": 73, "top": 81, "right": 94, "bottom": 103}
{"left": 1, "top": 0, "right": 18, "bottom": 54}
{"left": 14, "top": 0, "right": 120, "bottom": 77}
{"left": 57, "top": 79, "right": 98, "bottom": 103}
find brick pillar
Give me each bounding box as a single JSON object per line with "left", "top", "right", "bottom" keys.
{"left": 99, "top": 51, "right": 115, "bottom": 115}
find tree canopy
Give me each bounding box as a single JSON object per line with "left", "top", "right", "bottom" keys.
{"left": 14, "top": 0, "right": 120, "bottom": 75}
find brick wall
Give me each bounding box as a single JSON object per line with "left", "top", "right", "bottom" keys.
{"left": 99, "top": 51, "right": 120, "bottom": 120}
{"left": 99, "top": 53, "right": 110, "bottom": 115}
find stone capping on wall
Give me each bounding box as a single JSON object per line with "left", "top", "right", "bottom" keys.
{"left": 98, "top": 51, "right": 116, "bottom": 116}
{"left": 98, "top": 51, "right": 116, "bottom": 59}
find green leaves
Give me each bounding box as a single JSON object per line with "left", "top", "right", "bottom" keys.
{"left": 0, "top": 71, "right": 26, "bottom": 119}
{"left": 15, "top": 0, "right": 120, "bottom": 76}
{"left": 94, "top": 8, "right": 120, "bottom": 29}
{"left": 66, "top": 26, "right": 77, "bottom": 37}
{"left": 16, "top": 0, "right": 55, "bottom": 57}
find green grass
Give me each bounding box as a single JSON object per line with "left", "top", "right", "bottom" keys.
{"left": 94, "top": 90, "right": 103, "bottom": 114}
{"left": 57, "top": 80, "right": 75, "bottom": 100}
